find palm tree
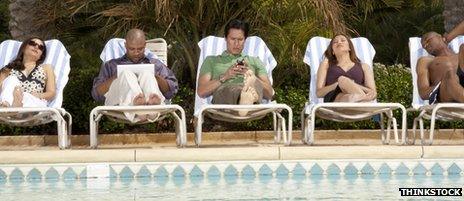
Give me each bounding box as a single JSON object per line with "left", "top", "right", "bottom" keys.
{"left": 8, "top": 0, "right": 51, "bottom": 40}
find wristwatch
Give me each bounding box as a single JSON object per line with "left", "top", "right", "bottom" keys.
{"left": 219, "top": 74, "right": 227, "bottom": 83}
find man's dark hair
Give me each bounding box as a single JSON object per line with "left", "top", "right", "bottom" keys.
{"left": 224, "top": 19, "right": 249, "bottom": 38}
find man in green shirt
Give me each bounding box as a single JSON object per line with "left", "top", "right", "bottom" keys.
{"left": 197, "top": 19, "right": 273, "bottom": 116}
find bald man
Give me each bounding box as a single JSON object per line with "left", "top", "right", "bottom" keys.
{"left": 417, "top": 31, "right": 464, "bottom": 104}
{"left": 92, "top": 29, "right": 178, "bottom": 122}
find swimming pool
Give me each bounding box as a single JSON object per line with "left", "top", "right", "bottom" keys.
{"left": 0, "top": 159, "right": 463, "bottom": 200}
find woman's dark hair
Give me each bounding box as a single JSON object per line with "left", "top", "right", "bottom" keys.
{"left": 224, "top": 19, "right": 249, "bottom": 38}
{"left": 3, "top": 37, "right": 47, "bottom": 72}
{"left": 324, "top": 33, "right": 360, "bottom": 65}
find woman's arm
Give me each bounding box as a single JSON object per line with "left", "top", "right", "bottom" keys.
{"left": 35, "top": 64, "right": 56, "bottom": 101}
{"left": 361, "top": 63, "right": 377, "bottom": 101}
{"left": 316, "top": 59, "right": 338, "bottom": 98}
{"left": 0, "top": 69, "right": 10, "bottom": 89}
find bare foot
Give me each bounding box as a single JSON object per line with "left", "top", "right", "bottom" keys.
{"left": 243, "top": 70, "right": 257, "bottom": 90}
{"left": 12, "top": 87, "right": 23, "bottom": 107}
{"left": 132, "top": 93, "right": 146, "bottom": 105}
{"left": 238, "top": 87, "right": 259, "bottom": 116}
{"left": 0, "top": 101, "right": 9, "bottom": 107}
{"left": 147, "top": 94, "right": 161, "bottom": 105}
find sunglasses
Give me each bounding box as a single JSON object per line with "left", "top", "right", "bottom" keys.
{"left": 27, "top": 40, "right": 45, "bottom": 51}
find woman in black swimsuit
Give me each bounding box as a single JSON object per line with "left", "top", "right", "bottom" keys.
{"left": 316, "top": 34, "right": 377, "bottom": 102}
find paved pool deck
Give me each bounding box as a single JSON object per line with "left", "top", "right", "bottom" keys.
{"left": 0, "top": 129, "right": 463, "bottom": 164}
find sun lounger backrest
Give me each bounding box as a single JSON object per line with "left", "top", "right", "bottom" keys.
{"left": 408, "top": 36, "right": 464, "bottom": 109}
{"left": 99, "top": 38, "right": 165, "bottom": 64}
{"left": 0, "top": 39, "right": 71, "bottom": 108}
{"left": 303, "top": 36, "right": 375, "bottom": 106}
{"left": 194, "top": 36, "right": 277, "bottom": 116}
{"left": 146, "top": 38, "right": 168, "bottom": 63}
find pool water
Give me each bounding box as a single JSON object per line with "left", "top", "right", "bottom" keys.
{"left": 1, "top": 174, "right": 462, "bottom": 200}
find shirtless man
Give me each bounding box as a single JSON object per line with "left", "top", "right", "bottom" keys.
{"left": 417, "top": 31, "right": 464, "bottom": 104}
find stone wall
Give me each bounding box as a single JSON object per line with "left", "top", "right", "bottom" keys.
{"left": 443, "top": 0, "right": 464, "bottom": 32}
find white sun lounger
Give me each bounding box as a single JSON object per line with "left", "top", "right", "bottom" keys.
{"left": 409, "top": 35, "right": 464, "bottom": 145}
{"left": 301, "top": 36, "right": 407, "bottom": 145}
{"left": 0, "top": 39, "right": 72, "bottom": 149}
{"left": 89, "top": 38, "right": 187, "bottom": 148}
{"left": 194, "top": 36, "right": 293, "bottom": 146}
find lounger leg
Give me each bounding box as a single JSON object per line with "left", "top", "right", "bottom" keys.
{"left": 276, "top": 114, "right": 282, "bottom": 143}
{"left": 300, "top": 108, "right": 306, "bottom": 144}
{"left": 286, "top": 107, "right": 293, "bottom": 146}
{"left": 171, "top": 112, "right": 182, "bottom": 147}
{"left": 385, "top": 112, "right": 392, "bottom": 145}
{"left": 89, "top": 109, "right": 101, "bottom": 149}
{"left": 305, "top": 117, "right": 311, "bottom": 144}
{"left": 281, "top": 116, "right": 287, "bottom": 144}
{"left": 419, "top": 118, "right": 425, "bottom": 145}
{"left": 392, "top": 117, "right": 398, "bottom": 144}
{"left": 400, "top": 106, "right": 407, "bottom": 145}
{"left": 275, "top": 112, "right": 288, "bottom": 145}
{"left": 194, "top": 114, "right": 204, "bottom": 147}
{"left": 429, "top": 110, "right": 437, "bottom": 146}
{"left": 65, "top": 111, "right": 73, "bottom": 148}
{"left": 180, "top": 108, "right": 187, "bottom": 147}
{"left": 380, "top": 113, "right": 386, "bottom": 144}
{"left": 273, "top": 112, "right": 279, "bottom": 142}
{"left": 309, "top": 107, "right": 318, "bottom": 145}
{"left": 57, "top": 118, "right": 65, "bottom": 150}
{"left": 411, "top": 117, "right": 418, "bottom": 145}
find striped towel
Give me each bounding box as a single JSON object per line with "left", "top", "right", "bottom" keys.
{"left": 409, "top": 36, "right": 464, "bottom": 109}
{"left": 99, "top": 38, "right": 164, "bottom": 64}
{"left": 0, "top": 39, "right": 71, "bottom": 108}
{"left": 303, "top": 36, "right": 376, "bottom": 106}
{"left": 194, "top": 36, "right": 277, "bottom": 116}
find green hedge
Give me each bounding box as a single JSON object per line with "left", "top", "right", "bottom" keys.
{"left": 1, "top": 63, "right": 464, "bottom": 135}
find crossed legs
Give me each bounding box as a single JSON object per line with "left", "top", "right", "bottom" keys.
{"left": 334, "top": 76, "right": 368, "bottom": 102}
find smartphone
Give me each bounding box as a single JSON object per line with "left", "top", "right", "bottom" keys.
{"left": 236, "top": 59, "right": 244, "bottom": 66}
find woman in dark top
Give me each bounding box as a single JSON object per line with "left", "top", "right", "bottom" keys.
{"left": 316, "top": 34, "right": 377, "bottom": 102}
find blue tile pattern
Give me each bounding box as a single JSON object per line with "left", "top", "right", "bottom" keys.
{"left": 378, "top": 163, "right": 392, "bottom": 174}
{"left": 310, "top": 164, "right": 324, "bottom": 175}
{"left": 189, "top": 165, "right": 203, "bottom": 177}
{"left": 343, "top": 163, "right": 358, "bottom": 175}
{"left": 63, "top": 168, "right": 78, "bottom": 180}
{"left": 44, "top": 167, "right": 60, "bottom": 180}
{"left": 136, "top": 165, "right": 151, "bottom": 178}
{"left": 241, "top": 165, "right": 256, "bottom": 176}
{"left": 258, "top": 164, "right": 273, "bottom": 176}
{"left": 207, "top": 165, "right": 221, "bottom": 177}
{"left": 430, "top": 163, "right": 444, "bottom": 175}
{"left": 224, "top": 165, "right": 238, "bottom": 176}
{"left": 26, "top": 168, "right": 42, "bottom": 181}
{"left": 292, "top": 163, "right": 306, "bottom": 175}
{"left": 154, "top": 166, "right": 168, "bottom": 177}
{"left": 448, "top": 163, "right": 462, "bottom": 175}
{"left": 0, "top": 160, "right": 462, "bottom": 180}
{"left": 361, "top": 163, "right": 375, "bottom": 174}
{"left": 413, "top": 164, "right": 427, "bottom": 175}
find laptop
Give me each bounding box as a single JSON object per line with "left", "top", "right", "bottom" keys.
{"left": 117, "top": 64, "right": 155, "bottom": 77}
